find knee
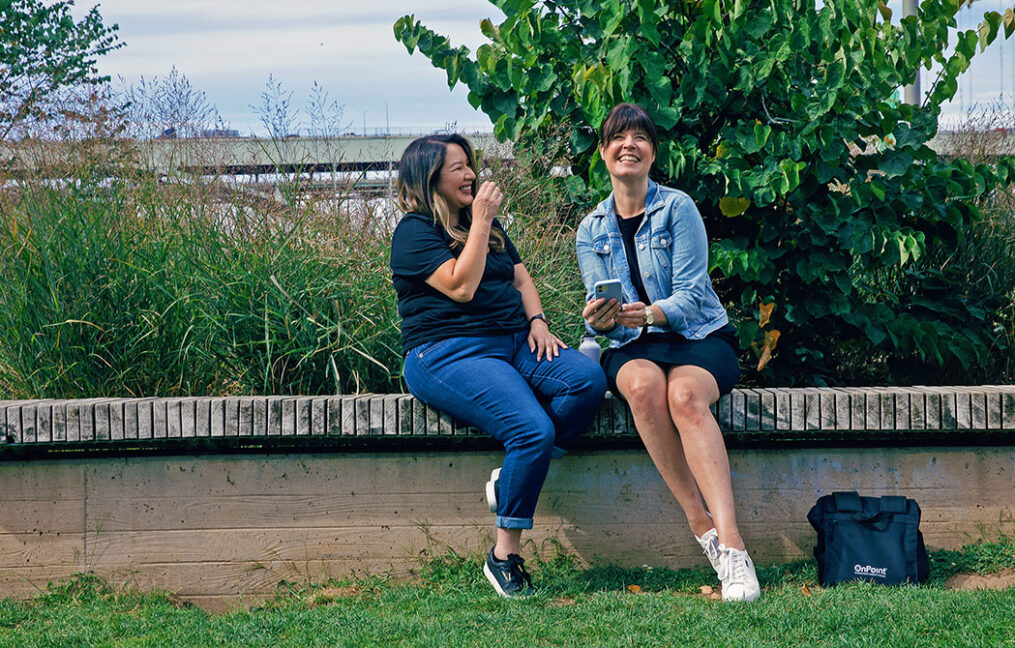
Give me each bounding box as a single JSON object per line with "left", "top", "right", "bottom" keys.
{"left": 622, "top": 374, "right": 666, "bottom": 416}
{"left": 582, "top": 366, "right": 608, "bottom": 400}
{"left": 505, "top": 416, "right": 555, "bottom": 453}
{"left": 668, "top": 381, "right": 711, "bottom": 423}
{"left": 562, "top": 356, "right": 607, "bottom": 400}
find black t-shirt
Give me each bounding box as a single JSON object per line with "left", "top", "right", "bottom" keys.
{"left": 616, "top": 212, "right": 651, "bottom": 304}
{"left": 389, "top": 212, "right": 527, "bottom": 354}
{"left": 617, "top": 211, "right": 672, "bottom": 342}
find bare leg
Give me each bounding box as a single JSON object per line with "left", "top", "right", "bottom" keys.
{"left": 494, "top": 528, "right": 523, "bottom": 560}
{"left": 666, "top": 365, "right": 745, "bottom": 551}
{"left": 615, "top": 359, "right": 714, "bottom": 537}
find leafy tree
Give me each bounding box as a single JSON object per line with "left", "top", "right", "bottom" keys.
{"left": 0, "top": 0, "right": 122, "bottom": 140}
{"left": 395, "top": 0, "right": 1015, "bottom": 385}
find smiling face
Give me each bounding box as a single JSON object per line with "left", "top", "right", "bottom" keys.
{"left": 435, "top": 143, "right": 477, "bottom": 212}
{"left": 600, "top": 128, "right": 656, "bottom": 181}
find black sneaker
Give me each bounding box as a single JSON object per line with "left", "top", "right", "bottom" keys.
{"left": 483, "top": 548, "right": 534, "bottom": 598}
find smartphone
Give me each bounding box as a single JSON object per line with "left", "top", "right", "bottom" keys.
{"left": 593, "top": 279, "right": 623, "bottom": 305}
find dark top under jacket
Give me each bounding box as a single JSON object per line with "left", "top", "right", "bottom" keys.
{"left": 390, "top": 212, "right": 527, "bottom": 354}
{"left": 603, "top": 212, "right": 741, "bottom": 396}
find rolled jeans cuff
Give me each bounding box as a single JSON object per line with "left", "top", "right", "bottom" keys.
{"left": 496, "top": 515, "right": 533, "bottom": 530}
{"left": 551, "top": 445, "right": 568, "bottom": 459}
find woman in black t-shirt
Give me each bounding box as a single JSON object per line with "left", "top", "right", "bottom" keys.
{"left": 389, "top": 134, "right": 606, "bottom": 598}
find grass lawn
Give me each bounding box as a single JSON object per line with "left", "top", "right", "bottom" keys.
{"left": 1, "top": 542, "right": 1014, "bottom": 648}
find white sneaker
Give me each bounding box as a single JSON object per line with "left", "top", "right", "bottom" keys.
{"left": 485, "top": 467, "right": 501, "bottom": 514}
{"left": 695, "top": 528, "right": 723, "bottom": 576}
{"left": 717, "top": 544, "right": 761, "bottom": 602}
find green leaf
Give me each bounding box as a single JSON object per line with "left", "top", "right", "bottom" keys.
{"left": 719, "top": 196, "right": 751, "bottom": 217}
{"left": 869, "top": 182, "right": 886, "bottom": 201}
{"left": 880, "top": 151, "right": 913, "bottom": 178}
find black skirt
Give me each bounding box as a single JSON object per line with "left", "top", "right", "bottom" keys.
{"left": 601, "top": 323, "right": 740, "bottom": 398}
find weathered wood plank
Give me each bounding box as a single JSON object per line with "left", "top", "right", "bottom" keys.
{"left": 238, "top": 398, "right": 254, "bottom": 437}
{"left": 730, "top": 391, "right": 746, "bottom": 431}
{"left": 986, "top": 390, "right": 1002, "bottom": 430}
{"left": 19, "top": 403, "right": 37, "bottom": 444}
{"left": 744, "top": 389, "right": 760, "bottom": 431}
{"left": 278, "top": 398, "right": 293, "bottom": 436}
{"left": 295, "top": 398, "right": 312, "bottom": 436}
{"left": 326, "top": 397, "right": 342, "bottom": 436}
{"left": 908, "top": 389, "right": 925, "bottom": 430}
{"left": 137, "top": 400, "right": 154, "bottom": 440}
{"left": 758, "top": 389, "right": 775, "bottom": 431}
{"left": 253, "top": 397, "right": 268, "bottom": 436}
{"left": 1004, "top": 389, "right": 1015, "bottom": 430}
{"left": 108, "top": 400, "right": 125, "bottom": 441}
{"left": 716, "top": 393, "right": 732, "bottom": 432}
{"left": 266, "top": 397, "right": 283, "bottom": 436}
{"left": 210, "top": 398, "right": 225, "bottom": 437}
{"left": 192, "top": 398, "right": 209, "bottom": 438}
{"left": 341, "top": 396, "right": 357, "bottom": 436}
{"left": 151, "top": 400, "right": 167, "bottom": 439}
{"left": 311, "top": 398, "right": 326, "bottom": 436}
{"left": 224, "top": 398, "right": 241, "bottom": 437}
{"left": 35, "top": 402, "right": 53, "bottom": 443}
{"left": 396, "top": 395, "right": 414, "bottom": 436}
{"left": 772, "top": 388, "right": 791, "bottom": 431}
{"left": 166, "top": 399, "right": 182, "bottom": 439}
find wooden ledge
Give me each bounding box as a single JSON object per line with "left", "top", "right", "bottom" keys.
{"left": 2, "top": 386, "right": 1014, "bottom": 457}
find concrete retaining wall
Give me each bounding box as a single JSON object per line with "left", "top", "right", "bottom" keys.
{"left": 1, "top": 387, "right": 1014, "bottom": 611}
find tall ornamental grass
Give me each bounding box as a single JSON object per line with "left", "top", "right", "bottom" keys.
{"left": 0, "top": 142, "right": 402, "bottom": 397}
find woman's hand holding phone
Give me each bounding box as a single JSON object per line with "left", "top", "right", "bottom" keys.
{"left": 615, "top": 302, "right": 650, "bottom": 328}
{"left": 583, "top": 297, "right": 620, "bottom": 332}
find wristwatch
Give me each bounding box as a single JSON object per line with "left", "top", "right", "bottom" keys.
{"left": 528, "top": 313, "right": 550, "bottom": 327}
{"left": 644, "top": 306, "right": 656, "bottom": 327}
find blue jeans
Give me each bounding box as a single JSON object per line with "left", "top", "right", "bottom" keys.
{"left": 403, "top": 331, "right": 607, "bottom": 530}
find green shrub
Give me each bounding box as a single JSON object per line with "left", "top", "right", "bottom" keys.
{"left": 395, "top": 0, "right": 1015, "bottom": 386}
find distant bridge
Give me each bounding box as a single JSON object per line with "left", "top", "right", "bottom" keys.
{"left": 1, "top": 131, "right": 1007, "bottom": 181}
{"left": 132, "top": 131, "right": 1012, "bottom": 176}
{"left": 134, "top": 134, "right": 511, "bottom": 177}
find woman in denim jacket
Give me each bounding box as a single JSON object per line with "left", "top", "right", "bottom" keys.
{"left": 576, "top": 103, "right": 760, "bottom": 602}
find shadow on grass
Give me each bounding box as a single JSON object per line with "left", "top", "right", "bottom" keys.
{"left": 403, "top": 536, "right": 1014, "bottom": 598}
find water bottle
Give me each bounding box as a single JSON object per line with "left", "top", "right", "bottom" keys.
{"left": 578, "top": 336, "right": 601, "bottom": 363}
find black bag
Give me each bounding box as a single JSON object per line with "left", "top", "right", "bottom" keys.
{"left": 807, "top": 491, "right": 929, "bottom": 586}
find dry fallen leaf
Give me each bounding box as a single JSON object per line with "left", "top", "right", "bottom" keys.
{"left": 801, "top": 583, "right": 812, "bottom": 597}
{"left": 758, "top": 301, "right": 775, "bottom": 328}
{"left": 699, "top": 585, "right": 714, "bottom": 595}
{"left": 626, "top": 584, "right": 642, "bottom": 594}
{"left": 709, "top": 592, "right": 721, "bottom": 600}
{"left": 753, "top": 329, "right": 782, "bottom": 371}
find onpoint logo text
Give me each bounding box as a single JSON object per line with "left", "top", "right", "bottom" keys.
{"left": 854, "top": 564, "right": 888, "bottom": 578}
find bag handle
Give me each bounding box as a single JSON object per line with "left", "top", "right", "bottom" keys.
{"left": 879, "top": 495, "right": 907, "bottom": 514}
{"left": 832, "top": 491, "right": 862, "bottom": 512}
{"left": 833, "top": 492, "right": 908, "bottom": 529}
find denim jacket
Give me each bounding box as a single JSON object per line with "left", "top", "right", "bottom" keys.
{"left": 575, "top": 180, "right": 729, "bottom": 346}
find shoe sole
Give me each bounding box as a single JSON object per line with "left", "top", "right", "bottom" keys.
{"left": 483, "top": 561, "right": 509, "bottom": 598}
{"left": 721, "top": 590, "right": 761, "bottom": 602}
{"left": 485, "top": 468, "right": 500, "bottom": 514}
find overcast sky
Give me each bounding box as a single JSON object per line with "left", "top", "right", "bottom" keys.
{"left": 82, "top": 0, "right": 1013, "bottom": 137}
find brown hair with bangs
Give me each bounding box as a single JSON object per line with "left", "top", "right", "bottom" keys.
{"left": 598, "top": 103, "right": 658, "bottom": 154}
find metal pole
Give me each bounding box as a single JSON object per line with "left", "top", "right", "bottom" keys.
{"left": 903, "top": 0, "right": 920, "bottom": 104}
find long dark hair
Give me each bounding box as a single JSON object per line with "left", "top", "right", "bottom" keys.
{"left": 396, "top": 133, "right": 504, "bottom": 252}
